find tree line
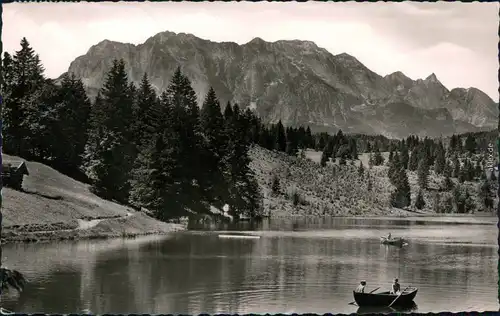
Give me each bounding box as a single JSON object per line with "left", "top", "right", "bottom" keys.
{"left": 1, "top": 38, "right": 497, "bottom": 219}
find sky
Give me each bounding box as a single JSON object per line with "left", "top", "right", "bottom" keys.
{"left": 3, "top": 2, "right": 499, "bottom": 101}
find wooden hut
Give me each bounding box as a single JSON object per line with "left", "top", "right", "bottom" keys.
{"left": 2, "top": 161, "right": 29, "bottom": 190}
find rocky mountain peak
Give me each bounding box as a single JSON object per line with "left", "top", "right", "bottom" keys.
{"left": 64, "top": 30, "right": 498, "bottom": 138}
{"left": 247, "top": 37, "right": 267, "bottom": 45}
{"left": 425, "top": 73, "right": 439, "bottom": 83}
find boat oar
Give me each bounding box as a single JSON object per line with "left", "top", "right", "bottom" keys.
{"left": 388, "top": 285, "right": 411, "bottom": 307}
{"left": 348, "top": 287, "right": 380, "bottom": 305}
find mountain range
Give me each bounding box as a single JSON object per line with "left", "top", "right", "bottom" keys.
{"left": 61, "top": 31, "right": 499, "bottom": 138}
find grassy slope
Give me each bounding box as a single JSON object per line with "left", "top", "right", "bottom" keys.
{"left": 249, "top": 146, "right": 497, "bottom": 217}
{"left": 1, "top": 154, "right": 185, "bottom": 242}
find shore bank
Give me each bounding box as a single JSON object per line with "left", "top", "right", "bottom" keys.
{"left": 1, "top": 154, "right": 187, "bottom": 244}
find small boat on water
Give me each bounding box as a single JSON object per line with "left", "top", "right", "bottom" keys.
{"left": 353, "top": 287, "right": 418, "bottom": 307}
{"left": 380, "top": 236, "right": 407, "bottom": 247}
{"left": 218, "top": 234, "right": 260, "bottom": 239}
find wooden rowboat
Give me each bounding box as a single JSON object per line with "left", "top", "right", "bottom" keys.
{"left": 218, "top": 234, "right": 260, "bottom": 239}
{"left": 380, "top": 236, "right": 407, "bottom": 247}
{"left": 353, "top": 287, "right": 418, "bottom": 307}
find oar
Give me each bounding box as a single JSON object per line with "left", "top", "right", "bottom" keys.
{"left": 388, "top": 285, "right": 411, "bottom": 307}
{"left": 348, "top": 287, "right": 380, "bottom": 305}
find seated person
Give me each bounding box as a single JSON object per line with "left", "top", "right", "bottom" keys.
{"left": 355, "top": 280, "right": 367, "bottom": 293}
{"left": 391, "top": 278, "right": 401, "bottom": 294}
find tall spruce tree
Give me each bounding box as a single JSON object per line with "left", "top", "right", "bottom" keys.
{"left": 434, "top": 141, "right": 446, "bottom": 175}
{"left": 400, "top": 143, "right": 409, "bottom": 169}
{"left": 200, "top": 87, "right": 230, "bottom": 208}
{"left": 464, "top": 134, "right": 477, "bottom": 154}
{"left": 274, "top": 120, "right": 287, "bottom": 152}
{"left": 390, "top": 166, "right": 411, "bottom": 208}
{"left": 417, "top": 159, "right": 430, "bottom": 189}
{"left": 165, "top": 67, "right": 209, "bottom": 214}
{"left": 408, "top": 146, "right": 419, "bottom": 171}
{"left": 224, "top": 101, "right": 262, "bottom": 218}
{"left": 129, "top": 132, "right": 184, "bottom": 219}
{"left": 133, "top": 72, "right": 159, "bottom": 150}
{"left": 51, "top": 73, "right": 91, "bottom": 173}
{"left": 84, "top": 59, "right": 135, "bottom": 203}
{"left": 3, "top": 38, "right": 46, "bottom": 157}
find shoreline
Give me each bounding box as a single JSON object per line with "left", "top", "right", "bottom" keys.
{"left": 4, "top": 211, "right": 495, "bottom": 244}
{"left": 1, "top": 211, "right": 188, "bottom": 244}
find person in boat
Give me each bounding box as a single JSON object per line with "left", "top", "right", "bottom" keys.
{"left": 355, "top": 280, "right": 366, "bottom": 293}
{"left": 391, "top": 278, "right": 401, "bottom": 294}
{"left": 387, "top": 232, "right": 392, "bottom": 240}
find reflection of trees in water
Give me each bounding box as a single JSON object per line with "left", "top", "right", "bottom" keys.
{"left": 4, "top": 264, "right": 84, "bottom": 313}
{"left": 121, "top": 234, "right": 258, "bottom": 314}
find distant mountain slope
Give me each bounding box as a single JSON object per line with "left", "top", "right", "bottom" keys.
{"left": 63, "top": 31, "right": 498, "bottom": 138}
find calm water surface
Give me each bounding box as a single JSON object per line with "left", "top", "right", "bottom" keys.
{"left": 1, "top": 216, "right": 498, "bottom": 314}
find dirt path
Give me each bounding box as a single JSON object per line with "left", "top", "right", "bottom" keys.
{"left": 76, "top": 212, "right": 134, "bottom": 230}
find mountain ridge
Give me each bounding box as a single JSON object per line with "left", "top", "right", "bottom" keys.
{"left": 62, "top": 30, "right": 498, "bottom": 138}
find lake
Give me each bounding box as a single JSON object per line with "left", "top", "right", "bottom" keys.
{"left": 1, "top": 216, "right": 498, "bottom": 314}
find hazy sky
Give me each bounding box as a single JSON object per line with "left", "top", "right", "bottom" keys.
{"left": 3, "top": 2, "right": 499, "bottom": 100}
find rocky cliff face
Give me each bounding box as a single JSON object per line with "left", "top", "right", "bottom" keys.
{"left": 64, "top": 31, "right": 498, "bottom": 138}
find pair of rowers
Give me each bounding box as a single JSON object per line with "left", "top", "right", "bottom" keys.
{"left": 355, "top": 279, "right": 401, "bottom": 295}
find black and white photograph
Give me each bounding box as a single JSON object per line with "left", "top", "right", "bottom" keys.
{"left": 0, "top": 1, "right": 498, "bottom": 314}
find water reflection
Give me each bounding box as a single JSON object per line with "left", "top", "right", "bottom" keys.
{"left": 357, "top": 302, "right": 418, "bottom": 314}
{"left": 0, "top": 217, "right": 497, "bottom": 313}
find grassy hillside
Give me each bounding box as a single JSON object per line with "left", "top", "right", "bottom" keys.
{"left": 249, "top": 146, "right": 497, "bottom": 217}
{"left": 1, "top": 154, "right": 185, "bottom": 242}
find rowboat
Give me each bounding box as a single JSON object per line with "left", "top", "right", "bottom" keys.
{"left": 353, "top": 287, "right": 418, "bottom": 307}
{"left": 380, "top": 236, "right": 407, "bottom": 247}
{"left": 218, "top": 234, "right": 260, "bottom": 239}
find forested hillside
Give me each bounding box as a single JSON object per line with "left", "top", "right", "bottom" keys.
{"left": 1, "top": 38, "right": 497, "bottom": 223}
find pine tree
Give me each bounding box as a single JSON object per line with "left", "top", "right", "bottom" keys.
{"left": 434, "top": 142, "right": 446, "bottom": 175}
{"left": 442, "top": 175, "right": 454, "bottom": 190}
{"left": 417, "top": 159, "right": 430, "bottom": 189}
{"left": 415, "top": 190, "right": 426, "bottom": 209}
{"left": 51, "top": 73, "right": 91, "bottom": 173}
{"left": 400, "top": 143, "right": 409, "bottom": 169}
{"left": 358, "top": 161, "right": 365, "bottom": 178}
{"left": 441, "top": 195, "right": 454, "bottom": 213}
{"left": 408, "top": 146, "right": 419, "bottom": 171}
{"left": 388, "top": 152, "right": 401, "bottom": 186}
{"left": 320, "top": 149, "right": 328, "bottom": 167}
{"left": 275, "top": 120, "right": 287, "bottom": 152}
{"left": 474, "top": 160, "right": 483, "bottom": 179}
{"left": 3, "top": 38, "right": 46, "bottom": 156}
{"left": 165, "top": 67, "right": 210, "bottom": 215}
{"left": 444, "top": 160, "right": 452, "bottom": 178}
{"left": 433, "top": 192, "right": 441, "bottom": 213}
{"left": 133, "top": 72, "right": 159, "bottom": 150}
{"left": 84, "top": 59, "right": 135, "bottom": 204}
{"left": 271, "top": 175, "right": 281, "bottom": 195}
{"left": 464, "top": 134, "right": 477, "bottom": 154}
{"left": 305, "top": 126, "right": 313, "bottom": 149}
{"left": 348, "top": 138, "right": 358, "bottom": 160}
{"left": 129, "top": 133, "right": 184, "bottom": 220}
{"left": 452, "top": 155, "right": 461, "bottom": 178}
{"left": 479, "top": 180, "right": 494, "bottom": 211}
{"left": 223, "top": 101, "right": 262, "bottom": 218}
{"left": 200, "top": 87, "right": 230, "bottom": 208}
{"left": 373, "top": 147, "right": 384, "bottom": 166}
{"left": 390, "top": 167, "right": 411, "bottom": 208}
